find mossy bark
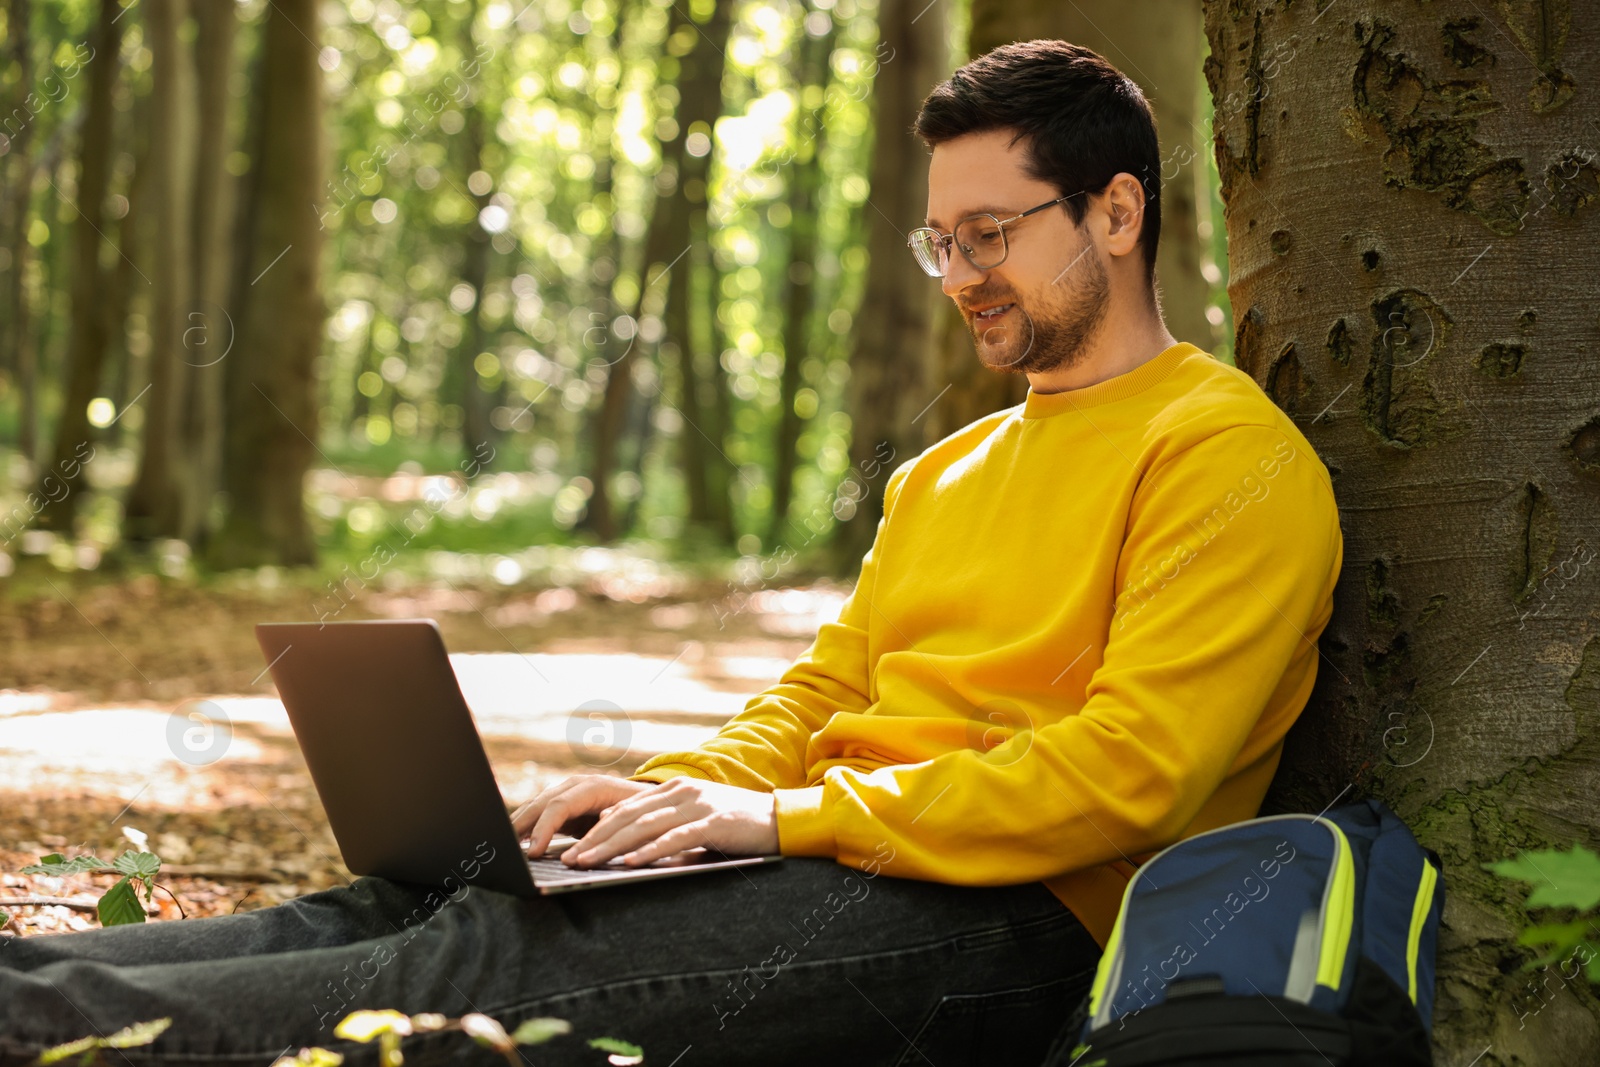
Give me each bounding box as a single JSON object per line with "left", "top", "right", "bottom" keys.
{"left": 1204, "top": 1, "right": 1599, "bottom": 1061}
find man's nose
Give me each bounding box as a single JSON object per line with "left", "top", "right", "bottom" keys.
{"left": 941, "top": 251, "right": 985, "bottom": 300}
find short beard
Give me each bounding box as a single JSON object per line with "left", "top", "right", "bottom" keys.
{"left": 966, "top": 243, "right": 1111, "bottom": 376}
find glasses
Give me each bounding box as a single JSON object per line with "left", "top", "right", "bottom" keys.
{"left": 906, "top": 192, "right": 1086, "bottom": 278}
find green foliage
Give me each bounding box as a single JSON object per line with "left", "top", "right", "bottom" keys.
{"left": 95, "top": 878, "right": 147, "bottom": 927}
{"left": 325, "top": 1009, "right": 602, "bottom": 1066}
{"left": 0, "top": 0, "right": 886, "bottom": 560}
{"left": 588, "top": 1035, "right": 645, "bottom": 1064}
{"left": 36, "top": 1018, "right": 171, "bottom": 1066}
{"left": 510, "top": 1017, "right": 572, "bottom": 1044}
{"left": 1485, "top": 844, "right": 1600, "bottom": 980}
{"left": 1486, "top": 844, "right": 1600, "bottom": 911}
{"left": 20, "top": 850, "right": 163, "bottom": 926}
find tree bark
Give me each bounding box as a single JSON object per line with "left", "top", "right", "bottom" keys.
{"left": 124, "top": 0, "right": 198, "bottom": 545}
{"left": 34, "top": 0, "right": 122, "bottom": 534}
{"left": 833, "top": 0, "right": 947, "bottom": 568}
{"left": 209, "top": 0, "right": 323, "bottom": 568}
{"left": 1206, "top": 2, "right": 1600, "bottom": 1061}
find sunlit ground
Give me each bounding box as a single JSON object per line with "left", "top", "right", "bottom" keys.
{"left": 0, "top": 539, "right": 850, "bottom": 935}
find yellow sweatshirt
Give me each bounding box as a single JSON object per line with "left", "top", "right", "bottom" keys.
{"left": 629, "top": 341, "right": 1343, "bottom": 948}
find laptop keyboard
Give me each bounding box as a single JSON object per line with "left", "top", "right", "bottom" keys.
{"left": 527, "top": 855, "right": 644, "bottom": 883}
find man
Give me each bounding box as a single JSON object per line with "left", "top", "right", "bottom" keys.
{"left": 0, "top": 40, "right": 1340, "bottom": 1067}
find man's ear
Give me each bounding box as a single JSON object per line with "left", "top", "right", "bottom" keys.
{"left": 1102, "top": 172, "right": 1148, "bottom": 259}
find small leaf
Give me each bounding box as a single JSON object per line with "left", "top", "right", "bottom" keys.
{"left": 588, "top": 1036, "right": 644, "bottom": 1065}
{"left": 510, "top": 1017, "right": 571, "bottom": 1046}
{"left": 407, "top": 1013, "right": 448, "bottom": 1033}
{"left": 334, "top": 1010, "right": 412, "bottom": 1043}
{"left": 112, "top": 851, "right": 161, "bottom": 880}
{"left": 270, "top": 1048, "right": 346, "bottom": 1067}
{"left": 23, "top": 855, "right": 109, "bottom": 877}
{"left": 36, "top": 1019, "right": 170, "bottom": 1064}
{"left": 98, "top": 878, "right": 146, "bottom": 926}
{"left": 1484, "top": 845, "right": 1600, "bottom": 911}
{"left": 459, "top": 1013, "right": 512, "bottom": 1052}
{"left": 103, "top": 1018, "right": 172, "bottom": 1049}
{"left": 35, "top": 1035, "right": 100, "bottom": 1065}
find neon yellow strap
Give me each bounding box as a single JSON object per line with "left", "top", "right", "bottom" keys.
{"left": 1314, "top": 824, "right": 1356, "bottom": 990}
{"left": 1406, "top": 858, "right": 1438, "bottom": 1002}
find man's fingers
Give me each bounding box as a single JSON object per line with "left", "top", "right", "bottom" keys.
{"left": 612, "top": 820, "right": 714, "bottom": 867}
{"left": 512, "top": 778, "right": 580, "bottom": 835}
{"left": 564, "top": 804, "right": 693, "bottom": 868}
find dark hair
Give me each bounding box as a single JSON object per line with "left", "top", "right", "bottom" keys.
{"left": 914, "top": 39, "right": 1162, "bottom": 287}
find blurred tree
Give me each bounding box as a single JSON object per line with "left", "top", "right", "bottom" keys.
{"left": 668, "top": 0, "right": 737, "bottom": 546}
{"left": 770, "top": 0, "right": 839, "bottom": 541}
{"left": 585, "top": 0, "right": 735, "bottom": 543}
{"left": 1207, "top": 2, "right": 1599, "bottom": 1061}
{"left": 124, "top": 0, "right": 199, "bottom": 545}
{"left": 452, "top": 1, "right": 497, "bottom": 470}
{"left": 181, "top": 0, "right": 241, "bottom": 550}
{"left": 3, "top": 0, "right": 38, "bottom": 463}
{"left": 834, "top": 0, "right": 947, "bottom": 568}
{"left": 210, "top": 0, "right": 324, "bottom": 567}
{"left": 35, "top": 0, "right": 121, "bottom": 534}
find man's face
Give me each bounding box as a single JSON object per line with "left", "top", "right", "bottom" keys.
{"left": 925, "top": 129, "right": 1110, "bottom": 375}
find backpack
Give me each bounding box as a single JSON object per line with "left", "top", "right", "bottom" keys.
{"left": 1040, "top": 798, "right": 1444, "bottom": 1066}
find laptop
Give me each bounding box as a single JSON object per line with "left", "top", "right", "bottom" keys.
{"left": 254, "top": 619, "right": 782, "bottom": 897}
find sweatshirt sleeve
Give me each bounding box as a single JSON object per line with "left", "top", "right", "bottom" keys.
{"left": 768, "top": 424, "right": 1344, "bottom": 880}
{"left": 627, "top": 463, "right": 912, "bottom": 791}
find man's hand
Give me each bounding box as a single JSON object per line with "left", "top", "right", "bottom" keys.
{"left": 517, "top": 775, "right": 779, "bottom": 868}
{"left": 512, "top": 774, "right": 659, "bottom": 858}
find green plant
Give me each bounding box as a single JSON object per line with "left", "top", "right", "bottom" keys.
{"left": 288, "top": 1009, "right": 643, "bottom": 1066}
{"left": 34, "top": 1018, "right": 171, "bottom": 1066}
{"left": 20, "top": 850, "right": 173, "bottom": 927}
{"left": 1484, "top": 843, "right": 1600, "bottom": 980}
{"left": 34, "top": 1010, "right": 642, "bottom": 1067}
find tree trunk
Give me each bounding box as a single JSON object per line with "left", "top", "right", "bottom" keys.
{"left": 105, "top": 88, "right": 151, "bottom": 454}
{"left": 770, "top": 3, "right": 839, "bottom": 542}
{"left": 833, "top": 0, "right": 947, "bottom": 568}
{"left": 454, "top": 9, "right": 495, "bottom": 473}
{"left": 3, "top": 0, "right": 37, "bottom": 463}
{"left": 34, "top": 0, "right": 122, "bottom": 534}
{"left": 209, "top": 0, "right": 323, "bottom": 568}
{"left": 180, "top": 0, "right": 240, "bottom": 550}
{"left": 124, "top": 0, "right": 198, "bottom": 545}
{"left": 585, "top": 0, "right": 733, "bottom": 543}
{"left": 585, "top": 0, "right": 710, "bottom": 537}
{"left": 1205, "top": 2, "right": 1600, "bottom": 1061}
{"left": 696, "top": 211, "right": 737, "bottom": 544}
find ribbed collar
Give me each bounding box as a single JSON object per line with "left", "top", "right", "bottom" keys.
{"left": 1021, "top": 342, "right": 1204, "bottom": 419}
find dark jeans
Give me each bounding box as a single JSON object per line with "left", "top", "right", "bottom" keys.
{"left": 0, "top": 858, "right": 1101, "bottom": 1067}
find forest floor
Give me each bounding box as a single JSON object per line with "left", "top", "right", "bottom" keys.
{"left": 0, "top": 560, "right": 843, "bottom": 936}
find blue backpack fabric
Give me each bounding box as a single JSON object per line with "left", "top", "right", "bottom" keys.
{"left": 1041, "top": 798, "right": 1445, "bottom": 1066}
